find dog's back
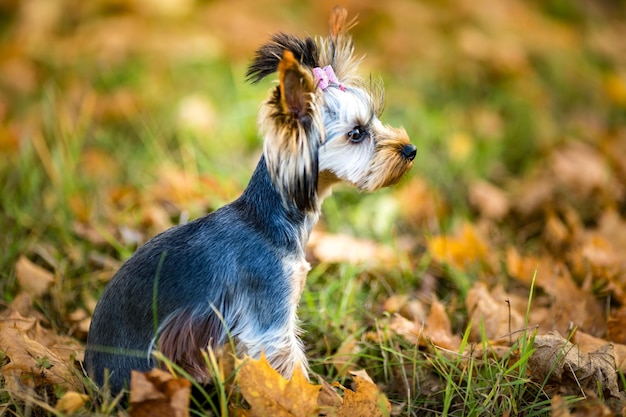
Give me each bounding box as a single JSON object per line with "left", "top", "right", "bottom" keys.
{"left": 85, "top": 164, "right": 300, "bottom": 393}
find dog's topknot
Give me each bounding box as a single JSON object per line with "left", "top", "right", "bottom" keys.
{"left": 246, "top": 7, "right": 362, "bottom": 87}
{"left": 246, "top": 33, "right": 319, "bottom": 85}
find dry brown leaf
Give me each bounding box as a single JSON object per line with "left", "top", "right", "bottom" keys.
{"left": 129, "top": 368, "right": 191, "bottom": 417}
{"left": 330, "top": 336, "right": 361, "bottom": 377}
{"left": 0, "top": 323, "right": 82, "bottom": 392}
{"left": 1, "top": 292, "right": 36, "bottom": 318}
{"left": 607, "top": 305, "right": 626, "bottom": 344}
{"left": 0, "top": 298, "right": 83, "bottom": 364}
{"left": 307, "top": 230, "right": 395, "bottom": 266}
{"left": 395, "top": 176, "right": 447, "bottom": 227}
{"left": 14, "top": 255, "right": 55, "bottom": 297}
{"left": 551, "top": 142, "right": 614, "bottom": 199}
{"left": 468, "top": 180, "right": 510, "bottom": 221}
{"left": 528, "top": 332, "right": 625, "bottom": 401}
{"left": 335, "top": 371, "right": 391, "bottom": 417}
{"left": 466, "top": 282, "right": 526, "bottom": 342}
{"left": 424, "top": 299, "right": 462, "bottom": 351}
{"left": 506, "top": 248, "right": 606, "bottom": 336}
{"left": 573, "top": 330, "right": 626, "bottom": 374}
{"left": 237, "top": 353, "right": 320, "bottom": 417}
{"left": 573, "top": 209, "right": 626, "bottom": 303}
{"left": 317, "top": 378, "right": 343, "bottom": 411}
{"left": 390, "top": 298, "right": 461, "bottom": 351}
{"left": 550, "top": 394, "right": 573, "bottom": 417}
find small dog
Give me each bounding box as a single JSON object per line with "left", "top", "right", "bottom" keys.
{"left": 84, "top": 7, "right": 415, "bottom": 395}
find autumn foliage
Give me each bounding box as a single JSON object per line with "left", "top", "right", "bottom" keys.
{"left": 2, "top": 0, "right": 626, "bottom": 416}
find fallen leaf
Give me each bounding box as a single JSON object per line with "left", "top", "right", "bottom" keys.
{"left": 604, "top": 72, "right": 626, "bottom": 106}
{"left": 317, "top": 378, "right": 343, "bottom": 411}
{"left": 573, "top": 330, "right": 626, "bottom": 374}
{"left": 390, "top": 298, "right": 461, "bottom": 351}
{"left": 130, "top": 368, "right": 191, "bottom": 417}
{"left": 550, "top": 394, "right": 571, "bottom": 417}
{"left": 236, "top": 353, "right": 320, "bottom": 417}
{"left": 307, "top": 231, "right": 395, "bottom": 266}
{"left": 0, "top": 323, "right": 82, "bottom": 392}
{"left": 335, "top": 371, "right": 391, "bottom": 417}
{"left": 14, "top": 256, "right": 55, "bottom": 297}
{"left": 330, "top": 336, "right": 361, "bottom": 377}
{"left": 468, "top": 180, "right": 510, "bottom": 221}
{"left": 395, "top": 176, "right": 447, "bottom": 228}
{"left": 607, "top": 305, "right": 626, "bottom": 344}
{"left": 506, "top": 249, "right": 606, "bottom": 336}
{"left": 55, "top": 391, "right": 89, "bottom": 414}
{"left": 551, "top": 142, "right": 615, "bottom": 199}
{"left": 528, "top": 332, "right": 625, "bottom": 401}
{"left": 428, "top": 223, "right": 490, "bottom": 271}
{"left": 466, "top": 282, "right": 526, "bottom": 342}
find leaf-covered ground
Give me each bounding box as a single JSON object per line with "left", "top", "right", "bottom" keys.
{"left": 2, "top": 0, "right": 626, "bottom": 416}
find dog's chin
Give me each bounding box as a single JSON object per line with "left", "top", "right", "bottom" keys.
{"left": 354, "top": 165, "right": 414, "bottom": 192}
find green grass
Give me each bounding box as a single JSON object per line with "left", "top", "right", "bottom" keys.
{"left": 2, "top": 1, "right": 625, "bottom": 415}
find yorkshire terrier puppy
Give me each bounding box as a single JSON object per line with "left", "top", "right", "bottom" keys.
{"left": 84, "top": 7, "right": 415, "bottom": 395}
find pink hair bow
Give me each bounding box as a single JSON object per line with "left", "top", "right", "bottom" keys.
{"left": 313, "top": 65, "right": 344, "bottom": 91}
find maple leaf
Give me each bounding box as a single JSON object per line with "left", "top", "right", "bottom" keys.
{"left": 236, "top": 353, "right": 320, "bottom": 417}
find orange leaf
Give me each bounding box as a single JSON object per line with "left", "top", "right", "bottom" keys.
{"left": 236, "top": 353, "right": 320, "bottom": 417}
{"left": 335, "top": 371, "right": 390, "bottom": 417}
{"left": 428, "top": 223, "right": 489, "bottom": 270}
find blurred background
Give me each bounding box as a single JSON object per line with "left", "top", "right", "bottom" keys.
{"left": 1, "top": 0, "right": 626, "bottom": 319}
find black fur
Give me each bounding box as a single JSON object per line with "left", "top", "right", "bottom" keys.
{"left": 246, "top": 33, "right": 319, "bottom": 84}
{"left": 84, "top": 157, "right": 313, "bottom": 395}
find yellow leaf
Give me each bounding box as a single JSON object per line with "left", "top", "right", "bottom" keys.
{"left": 604, "top": 73, "right": 626, "bottom": 106}
{"left": 237, "top": 353, "right": 320, "bottom": 417}
{"left": 55, "top": 391, "right": 89, "bottom": 414}
{"left": 447, "top": 132, "right": 473, "bottom": 162}
{"left": 428, "top": 223, "right": 488, "bottom": 270}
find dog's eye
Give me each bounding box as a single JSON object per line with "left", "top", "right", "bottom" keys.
{"left": 347, "top": 127, "right": 367, "bottom": 143}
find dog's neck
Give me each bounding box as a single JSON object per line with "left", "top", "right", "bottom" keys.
{"left": 233, "top": 156, "right": 323, "bottom": 254}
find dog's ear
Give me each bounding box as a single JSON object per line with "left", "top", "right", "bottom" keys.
{"left": 260, "top": 50, "right": 323, "bottom": 212}
{"left": 278, "top": 50, "right": 316, "bottom": 123}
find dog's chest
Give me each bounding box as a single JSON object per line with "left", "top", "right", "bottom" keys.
{"left": 284, "top": 256, "right": 311, "bottom": 305}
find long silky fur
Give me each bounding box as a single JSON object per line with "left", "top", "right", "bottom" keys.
{"left": 246, "top": 33, "right": 319, "bottom": 85}
{"left": 258, "top": 52, "right": 324, "bottom": 212}
{"left": 317, "top": 7, "right": 363, "bottom": 85}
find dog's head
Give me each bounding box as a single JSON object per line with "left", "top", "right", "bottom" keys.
{"left": 247, "top": 7, "right": 416, "bottom": 212}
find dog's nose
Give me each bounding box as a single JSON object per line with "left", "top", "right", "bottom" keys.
{"left": 401, "top": 144, "right": 417, "bottom": 161}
